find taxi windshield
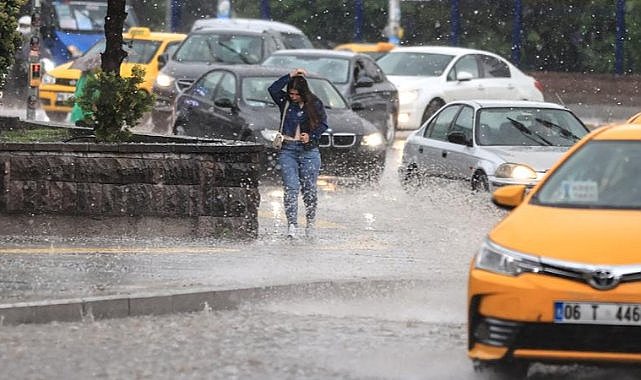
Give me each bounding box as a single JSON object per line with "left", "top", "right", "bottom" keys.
{"left": 533, "top": 141, "right": 641, "bottom": 209}
{"left": 84, "top": 39, "right": 162, "bottom": 64}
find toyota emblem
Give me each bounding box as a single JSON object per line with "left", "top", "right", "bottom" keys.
{"left": 588, "top": 269, "right": 620, "bottom": 290}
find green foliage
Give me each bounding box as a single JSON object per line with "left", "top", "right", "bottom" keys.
{"left": 78, "top": 66, "right": 153, "bottom": 143}
{"left": 0, "top": 127, "right": 72, "bottom": 143}
{"left": 0, "top": 0, "right": 26, "bottom": 82}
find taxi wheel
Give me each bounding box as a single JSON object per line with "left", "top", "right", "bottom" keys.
{"left": 471, "top": 171, "right": 489, "bottom": 192}
{"left": 46, "top": 111, "right": 67, "bottom": 123}
{"left": 401, "top": 164, "right": 422, "bottom": 193}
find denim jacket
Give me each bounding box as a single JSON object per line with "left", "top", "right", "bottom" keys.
{"left": 268, "top": 74, "right": 329, "bottom": 142}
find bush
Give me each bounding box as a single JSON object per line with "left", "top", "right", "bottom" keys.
{"left": 77, "top": 65, "right": 153, "bottom": 143}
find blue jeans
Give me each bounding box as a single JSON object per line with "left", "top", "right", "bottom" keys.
{"left": 278, "top": 142, "right": 321, "bottom": 226}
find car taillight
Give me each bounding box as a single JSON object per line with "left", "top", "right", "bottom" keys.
{"left": 534, "top": 79, "right": 544, "bottom": 93}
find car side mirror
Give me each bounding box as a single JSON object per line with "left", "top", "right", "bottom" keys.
{"left": 351, "top": 101, "right": 365, "bottom": 111}
{"left": 492, "top": 185, "right": 527, "bottom": 210}
{"left": 355, "top": 76, "right": 374, "bottom": 88}
{"left": 158, "top": 53, "right": 168, "bottom": 70}
{"left": 457, "top": 71, "right": 474, "bottom": 81}
{"left": 214, "top": 98, "right": 234, "bottom": 108}
{"left": 447, "top": 131, "right": 472, "bottom": 146}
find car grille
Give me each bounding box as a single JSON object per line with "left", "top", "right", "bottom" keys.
{"left": 472, "top": 316, "right": 641, "bottom": 353}
{"left": 176, "top": 79, "right": 194, "bottom": 91}
{"left": 538, "top": 258, "right": 641, "bottom": 290}
{"left": 319, "top": 133, "right": 357, "bottom": 148}
{"left": 56, "top": 78, "right": 77, "bottom": 87}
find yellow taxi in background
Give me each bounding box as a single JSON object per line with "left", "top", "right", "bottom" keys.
{"left": 469, "top": 123, "right": 641, "bottom": 377}
{"left": 333, "top": 41, "right": 395, "bottom": 60}
{"left": 39, "top": 27, "right": 185, "bottom": 122}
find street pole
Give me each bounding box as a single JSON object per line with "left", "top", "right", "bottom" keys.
{"left": 511, "top": 0, "right": 522, "bottom": 66}
{"left": 217, "top": 0, "right": 231, "bottom": 19}
{"left": 354, "top": 0, "right": 363, "bottom": 42}
{"left": 450, "top": 0, "right": 459, "bottom": 46}
{"left": 260, "top": 0, "right": 271, "bottom": 20}
{"left": 387, "top": 0, "right": 400, "bottom": 44}
{"left": 26, "top": 0, "right": 42, "bottom": 120}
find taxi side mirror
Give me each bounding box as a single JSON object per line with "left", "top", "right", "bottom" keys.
{"left": 492, "top": 185, "right": 527, "bottom": 210}
{"left": 158, "top": 53, "right": 168, "bottom": 70}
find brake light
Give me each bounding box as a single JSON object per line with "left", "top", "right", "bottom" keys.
{"left": 534, "top": 79, "right": 544, "bottom": 93}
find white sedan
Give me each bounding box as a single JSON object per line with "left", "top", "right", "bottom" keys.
{"left": 377, "top": 45, "right": 544, "bottom": 130}
{"left": 398, "top": 100, "right": 590, "bottom": 192}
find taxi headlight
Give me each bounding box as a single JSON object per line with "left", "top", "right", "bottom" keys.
{"left": 155, "top": 72, "right": 175, "bottom": 88}
{"left": 399, "top": 89, "right": 419, "bottom": 105}
{"left": 475, "top": 239, "right": 542, "bottom": 276}
{"left": 361, "top": 132, "right": 384, "bottom": 147}
{"left": 495, "top": 163, "right": 537, "bottom": 180}
{"left": 41, "top": 73, "right": 56, "bottom": 85}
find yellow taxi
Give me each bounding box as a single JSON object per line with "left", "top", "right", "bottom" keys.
{"left": 333, "top": 41, "right": 395, "bottom": 60}
{"left": 468, "top": 123, "right": 641, "bottom": 377}
{"left": 627, "top": 111, "right": 641, "bottom": 124}
{"left": 39, "top": 27, "right": 185, "bottom": 122}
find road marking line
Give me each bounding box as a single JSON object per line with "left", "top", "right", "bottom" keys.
{"left": 0, "top": 247, "right": 240, "bottom": 255}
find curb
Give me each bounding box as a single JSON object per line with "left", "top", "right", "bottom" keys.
{"left": 0, "top": 279, "right": 421, "bottom": 326}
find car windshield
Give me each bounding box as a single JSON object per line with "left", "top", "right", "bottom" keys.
{"left": 242, "top": 76, "right": 348, "bottom": 109}
{"left": 84, "top": 39, "right": 162, "bottom": 64}
{"left": 533, "top": 141, "right": 641, "bottom": 209}
{"left": 54, "top": 2, "right": 137, "bottom": 32}
{"left": 377, "top": 52, "right": 454, "bottom": 76}
{"left": 263, "top": 55, "right": 350, "bottom": 84}
{"left": 476, "top": 107, "right": 587, "bottom": 147}
{"left": 174, "top": 33, "right": 263, "bottom": 64}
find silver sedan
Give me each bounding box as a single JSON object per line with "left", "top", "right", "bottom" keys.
{"left": 399, "top": 100, "right": 590, "bottom": 191}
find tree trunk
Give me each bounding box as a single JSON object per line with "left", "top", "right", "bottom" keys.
{"left": 102, "top": 0, "right": 127, "bottom": 74}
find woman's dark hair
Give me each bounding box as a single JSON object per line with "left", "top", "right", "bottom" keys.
{"left": 287, "top": 76, "right": 320, "bottom": 130}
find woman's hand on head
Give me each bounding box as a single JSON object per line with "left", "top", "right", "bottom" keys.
{"left": 290, "top": 68, "right": 307, "bottom": 77}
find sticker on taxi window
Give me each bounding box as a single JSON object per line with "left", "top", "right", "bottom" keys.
{"left": 559, "top": 180, "right": 599, "bottom": 202}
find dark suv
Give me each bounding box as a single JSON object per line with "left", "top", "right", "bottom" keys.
{"left": 150, "top": 18, "right": 313, "bottom": 134}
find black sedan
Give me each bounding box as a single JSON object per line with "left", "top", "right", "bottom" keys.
{"left": 172, "top": 65, "right": 387, "bottom": 181}
{"left": 262, "top": 49, "right": 399, "bottom": 144}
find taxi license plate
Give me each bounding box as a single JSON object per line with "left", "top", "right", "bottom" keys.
{"left": 554, "top": 301, "right": 641, "bottom": 325}
{"left": 56, "top": 93, "right": 74, "bottom": 101}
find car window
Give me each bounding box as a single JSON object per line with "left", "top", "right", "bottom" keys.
{"left": 123, "top": 39, "right": 161, "bottom": 64}
{"left": 174, "top": 33, "right": 264, "bottom": 64}
{"left": 242, "top": 77, "right": 277, "bottom": 107}
{"left": 449, "top": 105, "right": 474, "bottom": 143}
{"left": 447, "top": 54, "right": 479, "bottom": 81}
{"left": 478, "top": 55, "right": 510, "bottom": 78}
{"left": 534, "top": 141, "right": 641, "bottom": 209}
{"left": 189, "top": 71, "right": 223, "bottom": 99}
{"left": 214, "top": 72, "right": 237, "bottom": 102}
{"left": 164, "top": 40, "right": 183, "bottom": 57}
{"left": 426, "top": 105, "right": 461, "bottom": 141}
{"left": 377, "top": 52, "right": 454, "bottom": 76}
{"left": 277, "top": 32, "right": 314, "bottom": 49}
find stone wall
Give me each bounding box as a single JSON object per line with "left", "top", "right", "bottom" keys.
{"left": 0, "top": 142, "right": 263, "bottom": 239}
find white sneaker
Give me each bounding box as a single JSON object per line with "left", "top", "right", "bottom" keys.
{"left": 287, "top": 224, "right": 297, "bottom": 239}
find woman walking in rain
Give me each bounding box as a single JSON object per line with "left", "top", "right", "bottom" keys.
{"left": 268, "top": 68, "right": 328, "bottom": 239}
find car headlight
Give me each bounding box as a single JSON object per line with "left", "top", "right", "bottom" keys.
{"left": 494, "top": 163, "right": 537, "bottom": 180}
{"left": 399, "top": 89, "right": 419, "bottom": 105}
{"left": 475, "top": 239, "right": 542, "bottom": 276}
{"left": 361, "top": 132, "right": 384, "bottom": 147}
{"left": 41, "top": 73, "right": 56, "bottom": 85}
{"left": 155, "top": 72, "right": 175, "bottom": 88}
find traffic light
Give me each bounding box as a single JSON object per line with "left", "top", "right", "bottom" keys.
{"left": 29, "top": 63, "right": 42, "bottom": 87}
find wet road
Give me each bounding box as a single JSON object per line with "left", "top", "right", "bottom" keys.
{"left": 2, "top": 136, "right": 641, "bottom": 379}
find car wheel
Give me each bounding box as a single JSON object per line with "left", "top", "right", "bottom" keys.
{"left": 421, "top": 99, "right": 445, "bottom": 126}
{"left": 384, "top": 113, "right": 396, "bottom": 145}
{"left": 46, "top": 111, "right": 68, "bottom": 123}
{"left": 400, "top": 164, "right": 422, "bottom": 193}
{"left": 471, "top": 171, "right": 489, "bottom": 192}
